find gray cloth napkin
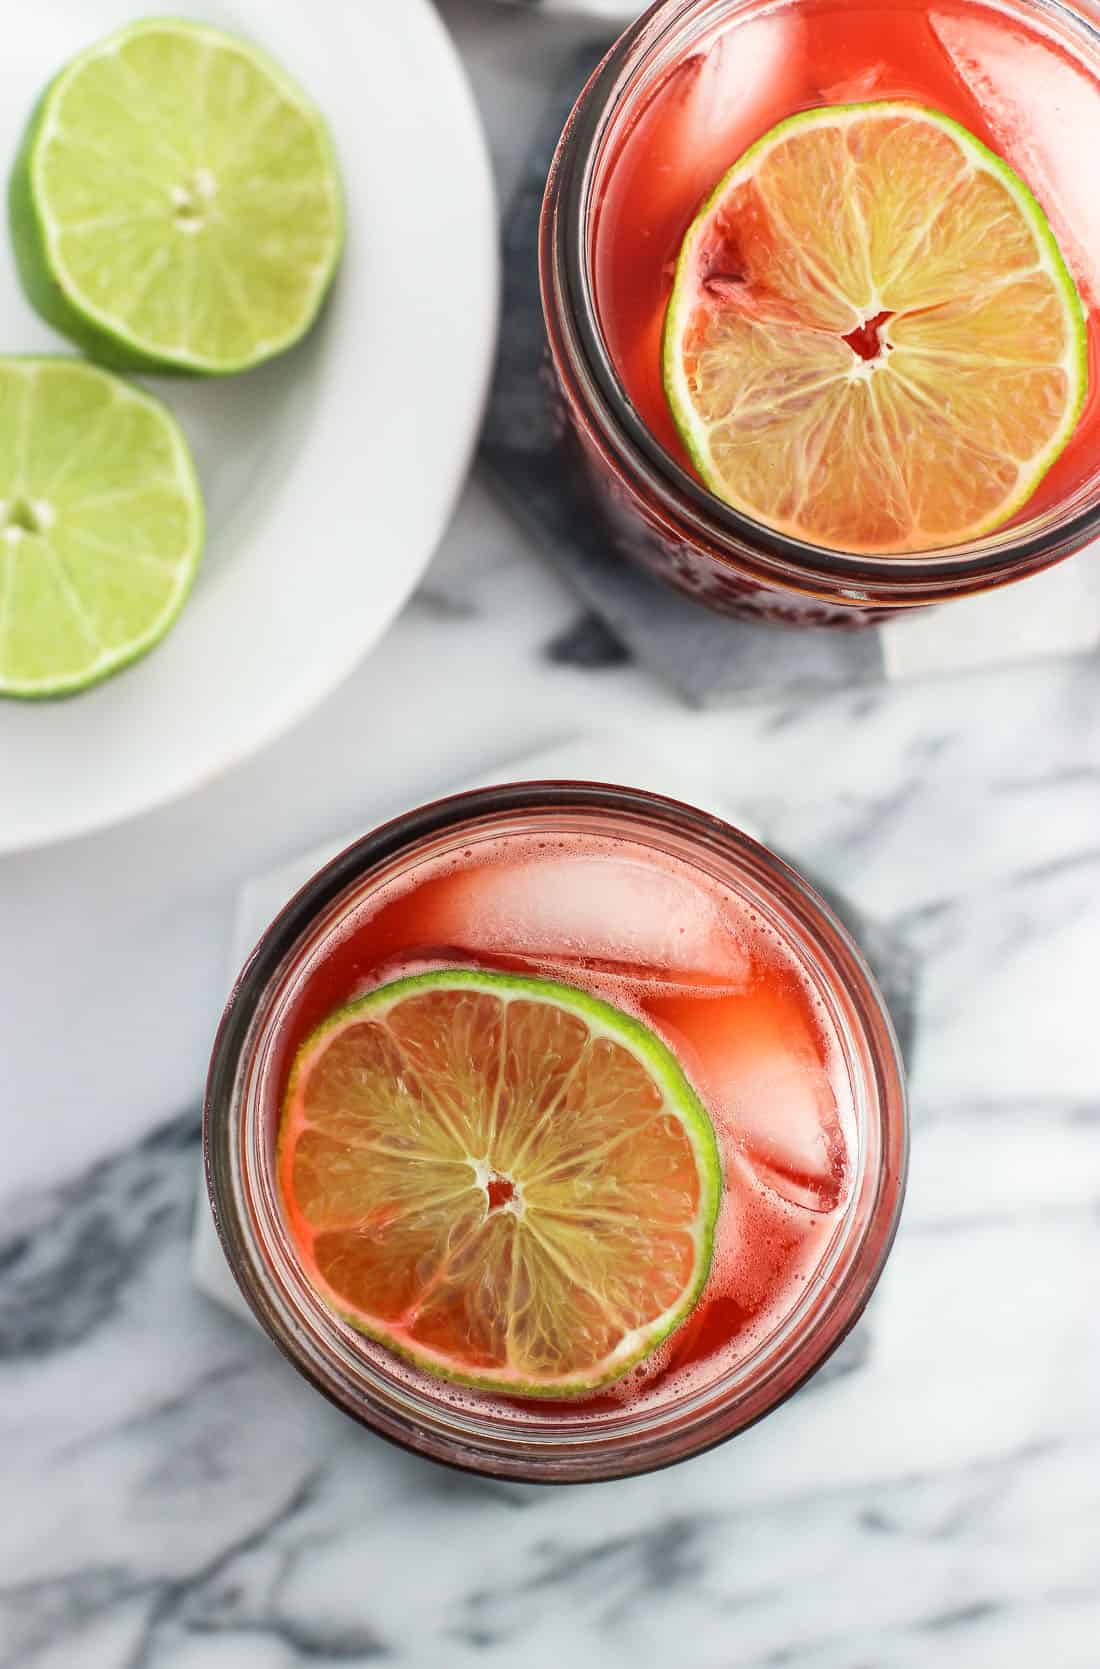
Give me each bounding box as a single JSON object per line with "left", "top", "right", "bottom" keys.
{"left": 478, "top": 42, "right": 1100, "bottom": 706}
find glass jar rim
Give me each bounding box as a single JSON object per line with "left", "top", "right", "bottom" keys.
{"left": 541, "top": 0, "right": 1100, "bottom": 602}
{"left": 204, "top": 781, "right": 909, "bottom": 1482}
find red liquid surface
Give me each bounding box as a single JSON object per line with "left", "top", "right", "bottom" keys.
{"left": 276, "top": 832, "right": 857, "bottom": 1421}
{"left": 593, "top": 0, "right": 1100, "bottom": 524}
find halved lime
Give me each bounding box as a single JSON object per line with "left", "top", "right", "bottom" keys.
{"left": 0, "top": 359, "right": 202, "bottom": 698}
{"left": 277, "top": 970, "right": 722, "bottom": 1397}
{"left": 663, "top": 101, "right": 1088, "bottom": 553}
{"left": 9, "top": 19, "right": 343, "bottom": 374}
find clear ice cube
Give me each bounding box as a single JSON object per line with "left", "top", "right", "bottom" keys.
{"left": 678, "top": 984, "right": 850, "bottom": 1213}
{"left": 429, "top": 854, "right": 751, "bottom": 988}
{"left": 931, "top": 10, "right": 1100, "bottom": 307}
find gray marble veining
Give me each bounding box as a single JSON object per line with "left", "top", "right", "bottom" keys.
{"left": 1, "top": 4, "right": 1098, "bottom": 1665}
{"left": 3, "top": 640, "right": 1097, "bottom": 1669}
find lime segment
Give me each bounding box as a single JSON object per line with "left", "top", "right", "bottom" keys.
{"left": 10, "top": 19, "right": 343, "bottom": 374}
{"left": 663, "top": 101, "right": 1088, "bottom": 553}
{"left": 277, "top": 970, "right": 722, "bottom": 1397}
{"left": 0, "top": 359, "right": 202, "bottom": 698}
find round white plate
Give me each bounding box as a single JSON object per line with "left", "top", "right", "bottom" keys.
{"left": 0, "top": 0, "right": 497, "bottom": 854}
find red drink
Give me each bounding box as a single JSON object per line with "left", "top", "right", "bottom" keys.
{"left": 206, "top": 785, "right": 907, "bottom": 1479}
{"left": 275, "top": 830, "right": 852, "bottom": 1411}
{"left": 541, "top": 0, "right": 1100, "bottom": 621}
{"left": 594, "top": 0, "right": 1100, "bottom": 526}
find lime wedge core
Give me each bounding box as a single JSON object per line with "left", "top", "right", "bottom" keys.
{"left": 663, "top": 101, "right": 1088, "bottom": 553}
{"left": 277, "top": 970, "right": 722, "bottom": 1397}
{"left": 10, "top": 19, "right": 343, "bottom": 374}
{"left": 0, "top": 359, "right": 202, "bottom": 698}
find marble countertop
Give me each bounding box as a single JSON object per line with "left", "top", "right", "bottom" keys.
{"left": 1, "top": 4, "right": 1098, "bottom": 1665}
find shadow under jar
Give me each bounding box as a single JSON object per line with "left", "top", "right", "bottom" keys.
{"left": 539, "top": 0, "right": 1100, "bottom": 626}
{"left": 205, "top": 782, "right": 907, "bottom": 1482}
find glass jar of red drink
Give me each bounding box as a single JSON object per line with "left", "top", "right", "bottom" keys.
{"left": 205, "top": 783, "right": 907, "bottom": 1482}
{"left": 539, "top": 0, "right": 1100, "bottom": 626}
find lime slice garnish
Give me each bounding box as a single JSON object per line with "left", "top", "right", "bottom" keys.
{"left": 277, "top": 970, "right": 722, "bottom": 1397}
{"left": 9, "top": 19, "right": 343, "bottom": 375}
{"left": 662, "top": 101, "right": 1088, "bottom": 553}
{"left": 0, "top": 358, "right": 202, "bottom": 698}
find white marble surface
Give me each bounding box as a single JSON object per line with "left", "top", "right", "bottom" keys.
{"left": 1, "top": 4, "right": 1099, "bottom": 1665}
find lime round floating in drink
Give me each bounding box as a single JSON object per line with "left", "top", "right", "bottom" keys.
{"left": 277, "top": 969, "right": 722, "bottom": 1397}
{"left": 0, "top": 358, "right": 202, "bottom": 698}
{"left": 663, "top": 101, "right": 1088, "bottom": 553}
{"left": 9, "top": 18, "right": 344, "bottom": 375}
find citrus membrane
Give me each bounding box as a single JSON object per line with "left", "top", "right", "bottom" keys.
{"left": 9, "top": 19, "right": 343, "bottom": 374}
{"left": 662, "top": 101, "right": 1088, "bottom": 553}
{"left": 277, "top": 969, "right": 722, "bottom": 1397}
{"left": 0, "top": 359, "right": 202, "bottom": 698}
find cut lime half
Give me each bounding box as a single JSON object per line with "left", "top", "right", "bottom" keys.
{"left": 9, "top": 19, "right": 344, "bottom": 374}
{"left": 0, "top": 359, "right": 203, "bottom": 698}
{"left": 277, "top": 969, "right": 722, "bottom": 1398}
{"left": 663, "top": 101, "right": 1088, "bottom": 553}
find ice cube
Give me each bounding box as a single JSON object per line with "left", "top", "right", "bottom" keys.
{"left": 669, "top": 983, "right": 850, "bottom": 1213}
{"left": 726, "top": 1049, "right": 848, "bottom": 1214}
{"left": 426, "top": 853, "right": 750, "bottom": 987}
{"left": 646, "top": 14, "right": 807, "bottom": 227}
{"left": 931, "top": 11, "right": 1100, "bottom": 307}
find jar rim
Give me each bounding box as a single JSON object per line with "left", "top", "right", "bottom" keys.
{"left": 541, "top": 0, "right": 1100, "bottom": 602}
{"left": 204, "top": 781, "right": 909, "bottom": 1482}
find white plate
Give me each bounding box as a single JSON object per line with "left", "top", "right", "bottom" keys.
{"left": 0, "top": 0, "right": 497, "bottom": 853}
